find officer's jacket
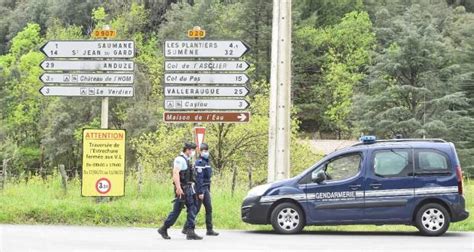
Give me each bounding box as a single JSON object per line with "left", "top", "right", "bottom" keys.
{"left": 174, "top": 154, "right": 195, "bottom": 186}
{"left": 195, "top": 157, "right": 212, "bottom": 194}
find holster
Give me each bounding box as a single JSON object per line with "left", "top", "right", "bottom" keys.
{"left": 172, "top": 183, "right": 196, "bottom": 203}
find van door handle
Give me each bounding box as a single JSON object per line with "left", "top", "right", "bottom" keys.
{"left": 349, "top": 184, "right": 361, "bottom": 190}
{"left": 370, "top": 183, "right": 382, "bottom": 189}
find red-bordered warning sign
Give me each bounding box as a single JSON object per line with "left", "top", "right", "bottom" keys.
{"left": 95, "top": 177, "right": 111, "bottom": 194}
{"left": 194, "top": 127, "right": 206, "bottom": 151}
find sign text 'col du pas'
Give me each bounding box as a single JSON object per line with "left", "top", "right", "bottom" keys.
{"left": 164, "top": 73, "right": 248, "bottom": 85}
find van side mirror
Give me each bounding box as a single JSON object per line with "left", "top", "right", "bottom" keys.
{"left": 311, "top": 170, "right": 326, "bottom": 183}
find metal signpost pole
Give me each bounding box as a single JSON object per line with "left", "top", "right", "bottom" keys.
{"left": 101, "top": 25, "right": 111, "bottom": 129}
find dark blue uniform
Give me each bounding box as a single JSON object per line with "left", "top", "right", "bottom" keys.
{"left": 163, "top": 154, "right": 197, "bottom": 230}
{"left": 195, "top": 156, "right": 214, "bottom": 231}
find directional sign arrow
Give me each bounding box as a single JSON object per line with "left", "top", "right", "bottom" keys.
{"left": 164, "top": 73, "right": 248, "bottom": 84}
{"left": 164, "top": 40, "right": 249, "bottom": 58}
{"left": 164, "top": 99, "right": 249, "bottom": 110}
{"left": 165, "top": 61, "right": 250, "bottom": 72}
{"left": 40, "top": 40, "right": 135, "bottom": 58}
{"left": 40, "top": 60, "right": 134, "bottom": 71}
{"left": 163, "top": 112, "right": 251, "bottom": 123}
{"left": 39, "top": 86, "right": 134, "bottom": 97}
{"left": 40, "top": 73, "right": 134, "bottom": 84}
{"left": 237, "top": 113, "right": 248, "bottom": 122}
{"left": 164, "top": 86, "right": 249, "bottom": 97}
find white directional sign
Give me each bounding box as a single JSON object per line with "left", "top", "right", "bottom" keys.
{"left": 165, "top": 61, "right": 249, "bottom": 71}
{"left": 40, "top": 60, "right": 134, "bottom": 71}
{"left": 39, "top": 86, "right": 134, "bottom": 97}
{"left": 40, "top": 41, "right": 135, "bottom": 58}
{"left": 40, "top": 73, "right": 134, "bottom": 84}
{"left": 164, "top": 40, "right": 249, "bottom": 58}
{"left": 164, "top": 99, "right": 249, "bottom": 110}
{"left": 164, "top": 73, "right": 248, "bottom": 84}
{"left": 164, "top": 86, "right": 249, "bottom": 97}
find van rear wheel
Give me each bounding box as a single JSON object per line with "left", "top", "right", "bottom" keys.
{"left": 415, "top": 203, "right": 450, "bottom": 236}
{"left": 270, "top": 202, "right": 305, "bottom": 234}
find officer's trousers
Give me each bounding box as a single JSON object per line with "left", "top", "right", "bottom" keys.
{"left": 196, "top": 185, "right": 213, "bottom": 231}
{"left": 163, "top": 185, "right": 197, "bottom": 229}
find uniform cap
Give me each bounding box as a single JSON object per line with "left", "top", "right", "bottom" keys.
{"left": 184, "top": 142, "right": 197, "bottom": 150}
{"left": 200, "top": 143, "right": 209, "bottom": 150}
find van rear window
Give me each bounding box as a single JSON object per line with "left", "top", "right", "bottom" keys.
{"left": 417, "top": 151, "right": 449, "bottom": 171}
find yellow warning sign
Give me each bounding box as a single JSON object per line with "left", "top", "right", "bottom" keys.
{"left": 81, "top": 129, "right": 125, "bottom": 196}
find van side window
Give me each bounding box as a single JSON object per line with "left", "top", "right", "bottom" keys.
{"left": 373, "top": 149, "right": 413, "bottom": 177}
{"left": 416, "top": 150, "right": 449, "bottom": 172}
{"left": 325, "top": 153, "right": 361, "bottom": 181}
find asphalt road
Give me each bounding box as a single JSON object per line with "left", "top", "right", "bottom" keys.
{"left": 0, "top": 224, "right": 473, "bottom": 252}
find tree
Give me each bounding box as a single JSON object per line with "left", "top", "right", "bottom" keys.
{"left": 0, "top": 23, "right": 45, "bottom": 176}
{"left": 353, "top": 4, "right": 474, "bottom": 167}
{"left": 293, "top": 11, "right": 375, "bottom": 137}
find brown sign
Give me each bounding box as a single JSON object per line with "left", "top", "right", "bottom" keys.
{"left": 164, "top": 112, "right": 250, "bottom": 123}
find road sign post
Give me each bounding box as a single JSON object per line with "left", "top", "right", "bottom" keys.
{"left": 39, "top": 26, "right": 134, "bottom": 198}
{"left": 163, "top": 28, "right": 251, "bottom": 124}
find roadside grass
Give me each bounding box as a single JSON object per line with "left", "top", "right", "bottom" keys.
{"left": 0, "top": 175, "right": 472, "bottom": 232}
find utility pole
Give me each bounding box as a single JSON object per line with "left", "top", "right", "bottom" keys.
{"left": 268, "top": 0, "right": 292, "bottom": 182}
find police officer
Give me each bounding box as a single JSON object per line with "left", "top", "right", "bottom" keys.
{"left": 157, "top": 142, "right": 203, "bottom": 240}
{"left": 194, "top": 143, "right": 219, "bottom": 236}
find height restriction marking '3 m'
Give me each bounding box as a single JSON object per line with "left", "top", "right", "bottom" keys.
{"left": 164, "top": 41, "right": 249, "bottom": 58}
{"left": 40, "top": 41, "right": 135, "bottom": 58}
{"left": 81, "top": 129, "right": 126, "bottom": 197}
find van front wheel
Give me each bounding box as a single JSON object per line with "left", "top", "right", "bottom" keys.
{"left": 270, "top": 202, "right": 305, "bottom": 234}
{"left": 415, "top": 203, "right": 450, "bottom": 236}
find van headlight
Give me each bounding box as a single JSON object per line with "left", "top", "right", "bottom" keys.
{"left": 246, "top": 184, "right": 271, "bottom": 198}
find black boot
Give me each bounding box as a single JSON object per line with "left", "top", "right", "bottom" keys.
{"left": 206, "top": 229, "right": 219, "bottom": 236}
{"left": 157, "top": 226, "right": 170, "bottom": 240}
{"left": 181, "top": 227, "right": 188, "bottom": 234}
{"left": 186, "top": 229, "right": 203, "bottom": 240}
